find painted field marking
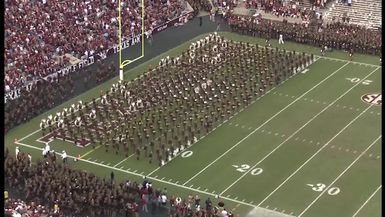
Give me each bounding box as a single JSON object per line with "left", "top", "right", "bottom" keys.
{"left": 352, "top": 185, "right": 382, "bottom": 217}
{"left": 220, "top": 67, "right": 379, "bottom": 196}
{"left": 175, "top": 181, "right": 179, "bottom": 184}
{"left": 183, "top": 62, "right": 351, "bottom": 186}
{"left": 80, "top": 145, "right": 102, "bottom": 159}
{"left": 258, "top": 105, "right": 376, "bottom": 206}
{"left": 298, "top": 135, "right": 381, "bottom": 216}
{"left": 113, "top": 153, "right": 135, "bottom": 167}
{"left": 120, "top": 166, "right": 124, "bottom": 169}
{"left": 100, "top": 161, "right": 104, "bottom": 164}
{"left": 204, "top": 188, "right": 208, "bottom": 192}
{"left": 106, "top": 163, "right": 111, "bottom": 166}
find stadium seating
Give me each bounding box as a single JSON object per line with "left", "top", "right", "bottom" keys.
{"left": 243, "top": 0, "right": 315, "bottom": 20}
{"left": 324, "top": 0, "right": 382, "bottom": 29}
{"left": 4, "top": 0, "right": 186, "bottom": 90}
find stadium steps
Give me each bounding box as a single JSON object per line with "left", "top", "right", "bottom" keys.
{"left": 324, "top": 0, "right": 381, "bottom": 28}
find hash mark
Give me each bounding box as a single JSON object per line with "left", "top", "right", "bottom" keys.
{"left": 161, "top": 177, "right": 165, "bottom": 180}
{"left": 369, "top": 154, "right": 373, "bottom": 157}
{"left": 338, "top": 147, "right": 342, "bottom": 150}
{"left": 204, "top": 188, "right": 208, "bottom": 192}
{"left": 345, "top": 149, "right": 350, "bottom": 152}
{"left": 316, "top": 101, "right": 320, "bottom": 103}
{"left": 197, "top": 187, "right": 201, "bottom": 190}
{"left": 120, "top": 166, "right": 124, "bottom": 169}
{"left": 154, "top": 175, "right": 158, "bottom": 178}
{"left": 190, "top": 184, "right": 194, "bottom": 188}
{"left": 273, "top": 208, "right": 277, "bottom": 211}
{"left": 376, "top": 156, "right": 380, "bottom": 159}
{"left": 282, "top": 210, "right": 285, "bottom": 213}
{"left": 274, "top": 133, "right": 279, "bottom": 136}
{"left": 281, "top": 134, "right": 285, "bottom": 137}
{"left": 235, "top": 124, "right": 239, "bottom": 127}
{"left": 168, "top": 179, "right": 173, "bottom": 182}
{"left": 211, "top": 190, "right": 215, "bottom": 194}
{"left": 226, "top": 195, "right": 231, "bottom": 198}
{"left": 295, "top": 137, "right": 299, "bottom": 141}
{"left": 370, "top": 111, "right": 374, "bottom": 114}
{"left": 302, "top": 139, "right": 306, "bottom": 142}
{"left": 356, "top": 108, "right": 360, "bottom": 111}
{"left": 234, "top": 197, "right": 238, "bottom": 200}
{"left": 100, "top": 161, "right": 104, "bottom": 164}
{"left": 87, "top": 158, "right": 92, "bottom": 161}
{"left": 353, "top": 150, "right": 357, "bottom": 154}
{"left": 248, "top": 127, "right": 252, "bottom": 130}
{"left": 349, "top": 107, "right": 353, "bottom": 110}
{"left": 241, "top": 125, "right": 245, "bottom": 128}
{"left": 309, "top": 140, "right": 313, "bottom": 143}
{"left": 310, "top": 99, "right": 314, "bottom": 102}
{"left": 106, "top": 163, "right": 111, "bottom": 166}
{"left": 133, "top": 170, "right": 137, "bottom": 173}
{"left": 331, "top": 145, "right": 335, "bottom": 149}
{"left": 304, "top": 98, "right": 308, "bottom": 101}
{"left": 291, "top": 96, "right": 295, "bottom": 98}
{"left": 266, "top": 205, "right": 269, "bottom": 209}
{"left": 175, "top": 181, "right": 179, "bottom": 184}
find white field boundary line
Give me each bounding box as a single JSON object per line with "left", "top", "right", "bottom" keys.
{"left": 315, "top": 56, "right": 380, "bottom": 67}
{"left": 145, "top": 58, "right": 321, "bottom": 177}
{"left": 297, "top": 135, "right": 382, "bottom": 217}
{"left": 182, "top": 61, "right": 350, "bottom": 186}
{"left": 257, "top": 104, "right": 375, "bottom": 206}
{"left": 221, "top": 66, "right": 380, "bottom": 196}
{"left": 352, "top": 185, "right": 382, "bottom": 217}
{"left": 113, "top": 153, "right": 135, "bottom": 167}
{"left": 13, "top": 140, "right": 259, "bottom": 209}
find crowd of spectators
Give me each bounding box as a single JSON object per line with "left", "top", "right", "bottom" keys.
{"left": 187, "top": 0, "right": 213, "bottom": 13}
{"left": 245, "top": 0, "right": 316, "bottom": 21}
{"left": 4, "top": 61, "right": 116, "bottom": 133}
{"left": 5, "top": 0, "right": 186, "bottom": 91}
{"left": 4, "top": 196, "right": 62, "bottom": 217}
{"left": 227, "top": 14, "right": 381, "bottom": 55}
{"left": 5, "top": 150, "right": 235, "bottom": 217}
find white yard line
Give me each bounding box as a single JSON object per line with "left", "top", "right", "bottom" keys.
{"left": 221, "top": 66, "right": 379, "bottom": 196}
{"left": 113, "top": 153, "right": 135, "bottom": 167}
{"left": 14, "top": 140, "right": 258, "bottom": 209}
{"left": 316, "top": 55, "right": 380, "bottom": 67}
{"left": 352, "top": 185, "right": 382, "bottom": 217}
{"left": 146, "top": 58, "right": 322, "bottom": 177}
{"left": 257, "top": 105, "right": 375, "bottom": 206}
{"left": 298, "top": 135, "right": 382, "bottom": 216}
{"left": 182, "top": 62, "right": 350, "bottom": 186}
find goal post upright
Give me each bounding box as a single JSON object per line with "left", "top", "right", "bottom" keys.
{"left": 118, "top": 0, "right": 146, "bottom": 80}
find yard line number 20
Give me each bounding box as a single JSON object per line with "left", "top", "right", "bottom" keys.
{"left": 232, "top": 164, "right": 263, "bottom": 176}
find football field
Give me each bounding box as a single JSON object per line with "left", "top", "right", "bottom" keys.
{"left": 5, "top": 32, "right": 381, "bottom": 217}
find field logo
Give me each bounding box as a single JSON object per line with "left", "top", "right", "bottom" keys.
{"left": 361, "top": 93, "right": 381, "bottom": 105}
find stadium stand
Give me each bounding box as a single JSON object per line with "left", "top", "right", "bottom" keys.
{"left": 4, "top": 0, "right": 186, "bottom": 91}
{"left": 5, "top": 150, "right": 234, "bottom": 217}
{"left": 324, "top": 0, "right": 382, "bottom": 29}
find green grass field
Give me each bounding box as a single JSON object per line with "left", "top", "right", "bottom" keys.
{"left": 5, "top": 32, "right": 381, "bottom": 217}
